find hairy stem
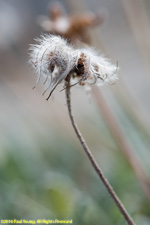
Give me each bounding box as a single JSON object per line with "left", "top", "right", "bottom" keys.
{"left": 65, "top": 76, "right": 136, "bottom": 225}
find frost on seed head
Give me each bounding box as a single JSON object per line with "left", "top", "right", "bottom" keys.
{"left": 29, "top": 34, "right": 118, "bottom": 99}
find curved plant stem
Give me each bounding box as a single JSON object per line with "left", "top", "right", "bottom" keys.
{"left": 65, "top": 76, "right": 136, "bottom": 225}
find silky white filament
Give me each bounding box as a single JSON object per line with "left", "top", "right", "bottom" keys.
{"left": 29, "top": 34, "right": 118, "bottom": 99}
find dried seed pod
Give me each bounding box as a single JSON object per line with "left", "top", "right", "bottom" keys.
{"left": 29, "top": 35, "right": 118, "bottom": 99}
{"left": 29, "top": 35, "right": 77, "bottom": 98}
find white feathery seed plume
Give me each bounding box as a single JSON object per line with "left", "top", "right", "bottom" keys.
{"left": 29, "top": 34, "right": 118, "bottom": 100}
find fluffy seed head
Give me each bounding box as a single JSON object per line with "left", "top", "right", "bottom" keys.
{"left": 29, "top": 34, "right": 118, "bottom": 99}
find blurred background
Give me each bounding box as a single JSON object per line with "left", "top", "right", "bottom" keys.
{"left": 0, "top": 0, "right": 150, "bottom": 224}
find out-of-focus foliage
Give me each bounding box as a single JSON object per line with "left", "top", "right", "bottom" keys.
{"left": 0, "top": 0, "right": 150, "bottom": 224}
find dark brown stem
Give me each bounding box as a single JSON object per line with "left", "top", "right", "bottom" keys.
{"left": 65, "top": 76, "right": 136, "bottom": 225}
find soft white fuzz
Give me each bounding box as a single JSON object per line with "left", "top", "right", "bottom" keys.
{"left": 29, "top": 35, "right": 118, "bottom": 98}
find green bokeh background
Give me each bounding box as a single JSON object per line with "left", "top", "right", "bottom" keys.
{"left": 0, "top": 0, "right": 150, "bottom": 224}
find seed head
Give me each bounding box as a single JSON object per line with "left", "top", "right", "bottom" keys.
{"left": 29, "top": 35, "right": 118, "bottom": 100}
